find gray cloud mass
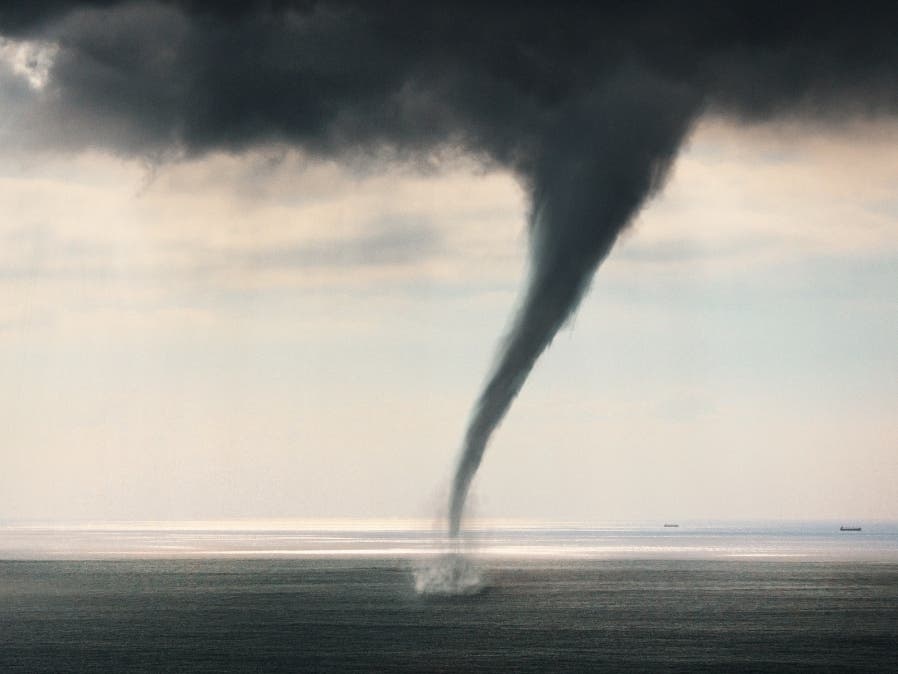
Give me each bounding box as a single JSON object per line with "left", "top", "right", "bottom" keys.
{"left": 3, "top": 1, "right": 897, "bottom": 535}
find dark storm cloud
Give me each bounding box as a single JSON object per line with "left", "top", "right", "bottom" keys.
{"left": 8, "top": 1, "right": 897, "bottom": 158}
{"left": 4, "top": 1, "right": 897, "bottom": 535}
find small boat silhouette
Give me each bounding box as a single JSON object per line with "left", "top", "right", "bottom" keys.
{"left": 840, "top": 526, "right": 862, "bottom": 532}
{"left": 663, "top": 523, "right": 679, "bottom": 528}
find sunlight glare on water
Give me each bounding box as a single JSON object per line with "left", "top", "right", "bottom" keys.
{"left": 1, "top": 520, "right": 897, "bottom": 561}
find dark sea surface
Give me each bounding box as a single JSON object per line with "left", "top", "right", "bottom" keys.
{"left": 3, "top": 556, "right": 898, "bottom": 672}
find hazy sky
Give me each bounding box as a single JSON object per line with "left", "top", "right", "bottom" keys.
{"left": 2, "top": 117, "right": 894, "bottom": 523}
{"left": 2, "top": 5, "right": 897, "bottom": 523}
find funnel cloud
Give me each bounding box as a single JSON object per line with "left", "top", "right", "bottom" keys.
{"left": 2, "top": 1, "right": 898, "bottom": 535}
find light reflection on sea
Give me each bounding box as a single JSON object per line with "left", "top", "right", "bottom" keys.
{"left": 2, "top": 520, "right": 897, "bottom": 560}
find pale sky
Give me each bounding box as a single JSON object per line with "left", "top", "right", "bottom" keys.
{"left": 2, "top": 113, "right": 896, "bottom": 524}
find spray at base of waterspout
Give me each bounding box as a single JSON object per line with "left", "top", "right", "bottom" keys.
{"left": 413, "top": 552, "right": 485, "bottom": 596}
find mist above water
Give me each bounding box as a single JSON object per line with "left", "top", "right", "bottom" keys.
{"left": 413, "top": 553, "right": 485, "bottom": 596}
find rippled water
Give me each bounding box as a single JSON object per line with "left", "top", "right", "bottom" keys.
{"left": 2, "top": 558, "right": 897, "bottom": 672}
{"left": 3, "top": 523, "right": 897, "bottom": 671}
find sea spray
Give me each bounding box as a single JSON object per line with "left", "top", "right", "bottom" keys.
{"left": 413, "top": 553, "right": 485, "bottom": 596}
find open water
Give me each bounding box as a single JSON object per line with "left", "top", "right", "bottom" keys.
{"left": 2, "top": 523, "right": 897, "bottom": 671}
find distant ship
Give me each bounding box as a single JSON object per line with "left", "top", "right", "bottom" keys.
{"left": 663, "top": 523, "right": 679, "bottom": 528}
{"left": 840, "top": 526, "right": 862, "bottom": 532}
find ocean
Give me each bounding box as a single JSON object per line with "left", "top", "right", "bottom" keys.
{"left": 2, "top": 522, "right": 897, "bottom": 672}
